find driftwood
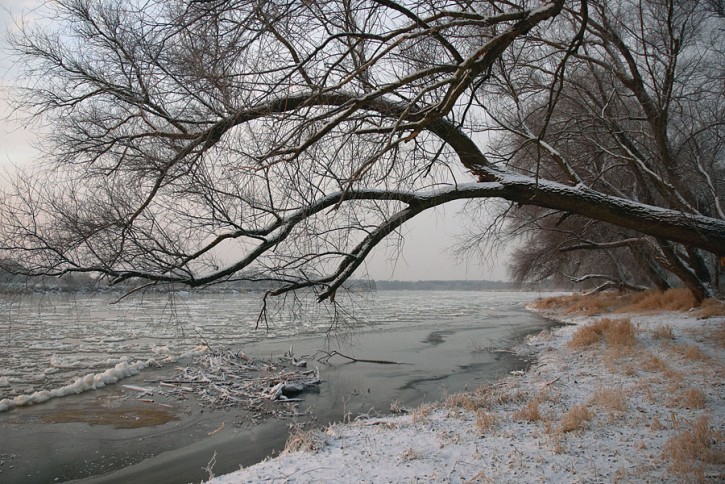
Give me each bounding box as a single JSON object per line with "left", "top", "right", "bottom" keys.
{"left": 312, "top": 350, "right": 404, "bottom": 365}
{"left": 144, "top": 346, "right": 322, "bottom": 417}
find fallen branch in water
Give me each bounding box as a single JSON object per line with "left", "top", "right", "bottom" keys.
{"left": 313, "top": 350, "right": 404, "bottom": 365}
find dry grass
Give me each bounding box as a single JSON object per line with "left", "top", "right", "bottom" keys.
{"left": 513, "top": 399, "right": 542, "bottom": 423}
{"left": 663, "top": 416, "right": 725, "bottom": 479}
{"left": 532, "top": 292, "right": 629, "bottom": 316}
{"left": 411, "top": 402, "right": 436, "bottom": 425}
{"left": 618, "top": 288, "right": 697, "bottom": 312}
{"left": 533, "top": 289, "right": 715, "bottom": 318}
{"left": 639, "top": 352, "right": 670, "bottom": 373}
{"left": 469, "top": 382, "right": 526, "bottom": 408}
{"left": 389, "top": 399, "right": 404, "bottom": 415}
{"left": 475, "top": 410, "right": 498, "bottom": 433}
{"left": 696, "top": 299, "right": 725, "bottom": 318}
{"left": 568, "top": 318, "right": 636, "bottom": 350}
{"left": 668, "top": 388, "right": 707, "bottom": 409}
{"left": 605, "top": 319, "right": 637, "bottom": 347}
{"left": 588, "top": 387, "right": 627, "bottom": 418}
{"left": 651, "top": 324, "right": 675, "bottom": 341}
{"left": 671, "top": 343, "right": 710, "bottom": 362}
{"left": 568, "top": 320, "right": 606, "bottom": 348}
{"left": 284, "top": 423, "right": 325, "bottom": 453}
{"left": 560, "top": 404, "right": 593, "bottom": 433}
{"left": 399, "top": 447, "right": 418, "bottom": 462}
{"left": 445, "top": 393, "right": 478, "bottom": 412}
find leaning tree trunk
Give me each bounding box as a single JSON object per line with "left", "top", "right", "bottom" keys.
{"left": 659, "top": 242, "right": 714, "bottom": 302}
{"left": 629, "top": 244, "right": 671, "bottom": 291}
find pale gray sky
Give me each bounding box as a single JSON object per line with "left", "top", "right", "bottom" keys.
{"left": 0, "top": 1, "right": 509, "bottom": 282}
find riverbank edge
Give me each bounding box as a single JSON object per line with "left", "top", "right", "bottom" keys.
{"left": 208, "top": 302, "right": 724, "bottom": 483}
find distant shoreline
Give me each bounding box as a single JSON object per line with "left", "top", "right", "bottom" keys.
{"left": 0, "top": 278, "right": 556, "bottom": 294}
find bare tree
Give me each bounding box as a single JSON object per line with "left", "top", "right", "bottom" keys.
{"left": 470, "top": 0, "right": 725, "bottom": 299}
{"left": 1, "top": 0, "right": 723, "bottom": 308}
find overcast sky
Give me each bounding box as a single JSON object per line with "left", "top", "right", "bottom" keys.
{"left": 0, "top": 2, "right": 510, "bottom": 282}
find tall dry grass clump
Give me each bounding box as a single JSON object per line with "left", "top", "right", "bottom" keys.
{"left": 533, "top": 289, "right": 722, "bottom": 318}
{"left": 284, "top": 423, "right": 325, "bottom": 453}
{"left": 588, "top": 387, "right": 627, "bottom": 418}
{"left": 604, "top": 319, "right": 637, "bottom": 347}
{"left": 532, "top": 292, "right": 633, "bottom": 316}
{"left": 513, "top": 399, "right": 542, "bottom": 423}
{"left": 475, "top": 410, "right": 498, "bottom": 433}
{"left": 411, "top": 402, "right": 436, "bottom": 425}
{"left": 695, "top": 298, "right": 725, "bottom": 319}
{"left": 651, "top": 324, "right": 675, "bottom": 341}
{"left": 672, "top": 343, "right": 710, "bottom": 362}
{"left": 618, "top": 288, "right": 697, "bottom": 312}
{"left": 445, "top": 393, "right": 478, "bottom": 412}
{"left": 560, "top": 404, "right": 593, "bottom": 432}
{"left": 639, "top": 352, "right": 669, "bottom": 373}
{"left": 568, "top": 318, "right": 636, "bottom": 349}
{"left": 663, "top": 416, "right": 724, "bottom": 479}
{"left": 667, "top": 387, "right": 707, "bottom": 409}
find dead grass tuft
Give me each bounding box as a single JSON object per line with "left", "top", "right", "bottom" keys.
{"left": 605, "top": 319, "right": 637, "bottom": 347}
{"left": 470, "top": 382, "right": 526, "bottom": 408}
{"left": 284, "top": 423, "right": 325, "bottom": 453}
{"left": 411, "top": 402, "right": 436, "bottom": 425}
{"left": 475, "top": 410, "right": 498, "bottom": 433}
{"left": 669, "top": 388, "right": 707, "bottom": 409}
{"left": 618, "top": 288, "right": 698, "bottom": 313}
{"left": 389, "top": 399, "right": 404, "bottom": 415}
{"left": 445, "top": 393, "right": 478, "bottom": 412}
{"left": 568, "top": 321, "right": 606, "bottom": 348}
{"left": 568, "top": 318, "right": 636, "bottom": 349}
{"left": 534, "top": 289, "right": 706, "bottom": 318}
{"left": 639, "top": 352, "right": 670, "bottom": 373}
{"left": 532, "top": 292, "right": 628, "bottom": 316}
{"left": 513, "top": 399, "right": 542, "bottom": 423}
{"left": 560, "top": 404, "right": 593, "bottom": 433}
{"left": 663, "top": 416, "right": 725, "bottom": 479}
{"left": 652, "top": 324, "right": 675, "bottom": 341}
{"left": 619, "top": 362, "right": 638, "bottom": 377}
{"left": 399, "top": 447, "right": 418, "bottom": 462}
{"left": 696, "top": 299, "right": 725, "bottom": 318}
{"left": 672, "top": 343, "right": 710, "bottom": 362}
{"left": 588, "top": 387, "right": 627, "bottom": 418}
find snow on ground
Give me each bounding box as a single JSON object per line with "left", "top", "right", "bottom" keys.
{"left": 209, "top": 304, "right": 724, "bottom": 483}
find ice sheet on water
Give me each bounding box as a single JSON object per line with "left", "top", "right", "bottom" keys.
{"left": 0, "top": 291, "right": 545, "bottom": 412}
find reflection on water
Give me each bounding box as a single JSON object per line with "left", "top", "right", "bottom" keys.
{"left": 0, "top": 290, "right": 546, "bottom": 401}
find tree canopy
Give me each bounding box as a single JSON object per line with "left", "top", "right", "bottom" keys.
{"left": 2, "top": 0, "right": 723, "bottom": 303}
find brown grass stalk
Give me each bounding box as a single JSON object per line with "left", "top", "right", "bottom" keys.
{"left": 560, "top": 404, "right": 593, "bottom": 433}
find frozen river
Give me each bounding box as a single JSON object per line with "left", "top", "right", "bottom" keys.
{"left": 0, "top": 290, "right": 550, "bottom": 408}
{"left": 0, "top": 289, "right": 559, "bottom": 483}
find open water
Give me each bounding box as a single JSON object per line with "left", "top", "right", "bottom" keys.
{"left": 0, "top": 290, "right": 550, "bottom": 401}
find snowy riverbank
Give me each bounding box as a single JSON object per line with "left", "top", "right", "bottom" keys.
{"left": 208, "top": 295, "right": 724, "bottom": 482}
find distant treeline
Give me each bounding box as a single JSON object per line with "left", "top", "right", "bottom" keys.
{"left": 373, "top": 280, "right": 512, "bottom": 291}
{"left": 0, "top": 260, "right": 554, "bottom": 294}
